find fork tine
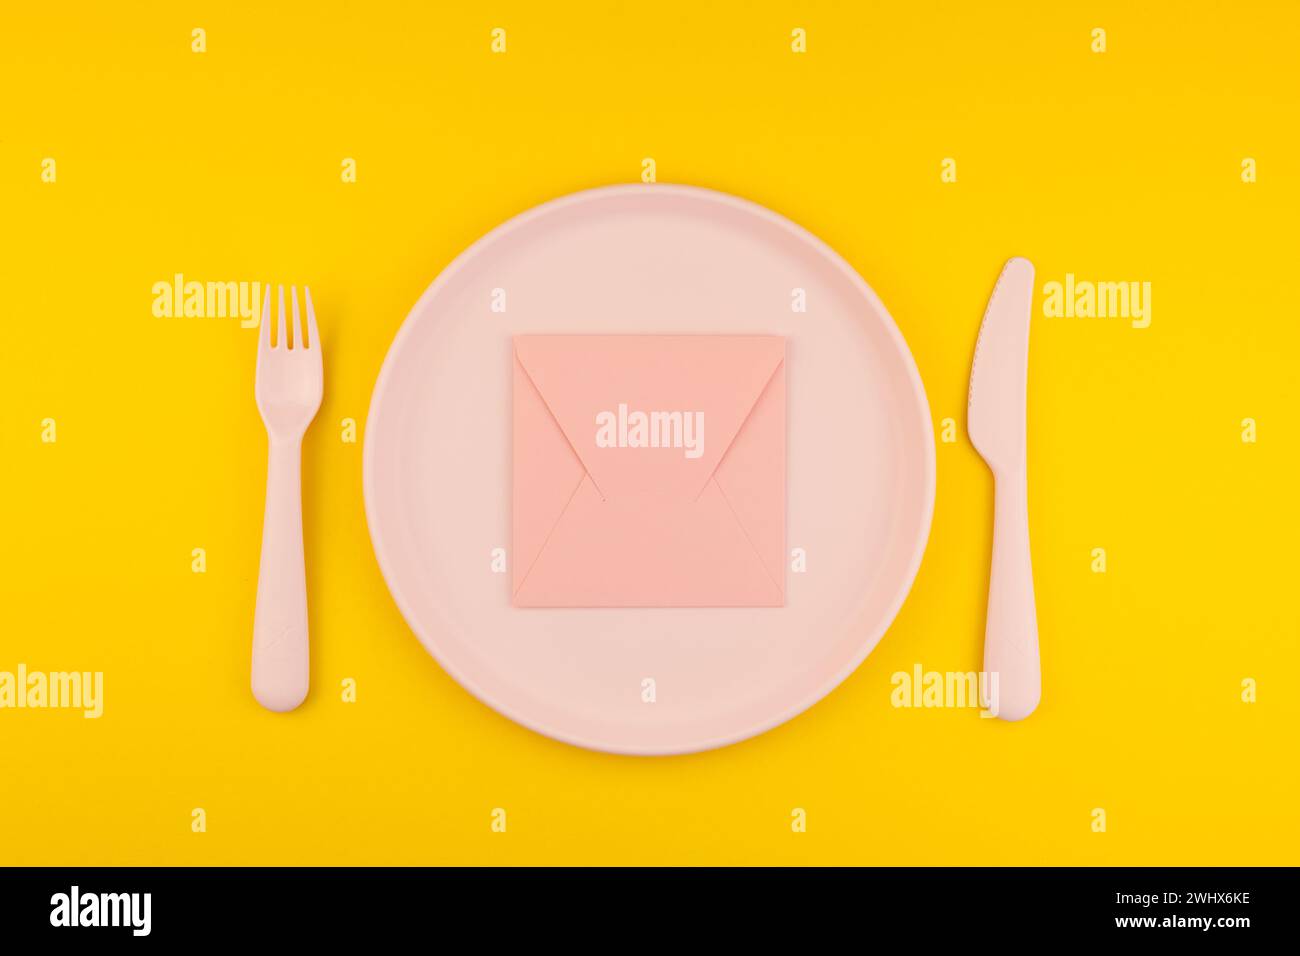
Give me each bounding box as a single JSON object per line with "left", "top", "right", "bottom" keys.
{"left": 259, "top": 284, "right": 272, "bottom": 352}
{"left": 304, "top": 286, "right": 318, "bottom": 350}
{"left": 277, "top": 284, "right": 287, "bottom": 349}
{"left": 290, "top": 285, "right": 302, "bottom": 351}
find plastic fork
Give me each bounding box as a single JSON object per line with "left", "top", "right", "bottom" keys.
{"left": 252, "top": 285, "right": 323, "bottom": 712}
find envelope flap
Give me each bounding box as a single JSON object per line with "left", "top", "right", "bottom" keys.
{"left": 514, "top": 335, "right": 785, "bottom": 499}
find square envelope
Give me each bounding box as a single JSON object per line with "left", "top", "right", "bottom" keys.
{"left": 512, "top": 334, "right": 786, "bottom": 607}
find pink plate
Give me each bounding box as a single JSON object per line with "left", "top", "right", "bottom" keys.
{"left": 363, "top": 185, "right": 935, "bottom": 754}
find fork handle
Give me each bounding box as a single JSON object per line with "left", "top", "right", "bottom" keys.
{"left": 252, "top": 436, "right": 309, "bottom": 712}
{"left": 983, "top": 463, "right": 1040, "bottom": 721}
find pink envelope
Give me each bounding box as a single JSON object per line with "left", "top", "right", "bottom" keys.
{"left": 513, "top": 335, "right": 786, "bottom": 607}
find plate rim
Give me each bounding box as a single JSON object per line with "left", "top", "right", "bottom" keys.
{"left": 362, "top": 183, "right": 937, "bottom": 755}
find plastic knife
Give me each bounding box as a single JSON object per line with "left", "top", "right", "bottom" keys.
{"left": 968, "top": 257, "right": 1040, "bottom": 721}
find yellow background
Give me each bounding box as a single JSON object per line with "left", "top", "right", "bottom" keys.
{"left": 1, "top": 1, "right": 1296, "bottom": 865}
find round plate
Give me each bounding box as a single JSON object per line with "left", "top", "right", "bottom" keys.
{"left": 364, "top": 185, "right": 935, "bottom": 755}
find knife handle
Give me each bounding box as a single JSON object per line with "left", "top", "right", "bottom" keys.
{"left": 983, "top": 464, "right": 1040, "bottom": 721}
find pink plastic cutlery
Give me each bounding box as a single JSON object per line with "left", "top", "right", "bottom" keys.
{"left": 968, "top": 258, "right": 1040, "bottom": 721}
{"left": 252, "top": 285, "right": 322, "bottom": 712}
